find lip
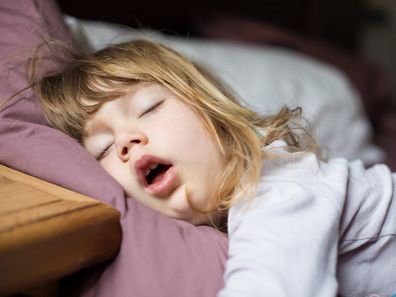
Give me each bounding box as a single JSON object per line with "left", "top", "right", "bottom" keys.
{"left": 135, "top": 155, "right": 176, "bottom": 196}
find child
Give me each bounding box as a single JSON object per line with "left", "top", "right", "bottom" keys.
{"left": 36, "top": 39, "right": 396, "bottom": 297}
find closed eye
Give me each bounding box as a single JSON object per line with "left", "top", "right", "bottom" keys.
{"left": 96, "top": 143, "right": 113, "bottom": 160}
{"left": 139, "top": 100, "right": 165, "bottom": 118}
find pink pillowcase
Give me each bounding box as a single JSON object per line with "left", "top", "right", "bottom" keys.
{"left": 0, "top": 1, "right": 227, "bottom": 296}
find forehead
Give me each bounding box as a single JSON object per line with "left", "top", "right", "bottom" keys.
{"left": 82, "top": 82, "right": 180, "bottom": 135}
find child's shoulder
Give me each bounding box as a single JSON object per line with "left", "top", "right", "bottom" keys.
{"left": 231, "top": 141, "right": 350, "bottom": 225}
{"left": 261, "top": 140, "right": 349, "bottom": 181}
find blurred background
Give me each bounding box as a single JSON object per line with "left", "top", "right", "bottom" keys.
{"left": 57, "top": 0, "right": 396, "bottom": 100}
{"left": 361, "top": 0, "right": 396, "bottom": 101}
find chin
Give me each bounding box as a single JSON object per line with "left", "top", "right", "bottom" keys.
{"left": 186, "top": 215, "right": 210, "bottom": 226}
{"left": 167, "top": 206, "right": 208, "bottom": 225}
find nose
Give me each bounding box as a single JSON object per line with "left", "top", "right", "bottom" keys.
{"left": 115, "top": 131, "right": 148, "bottom": 161}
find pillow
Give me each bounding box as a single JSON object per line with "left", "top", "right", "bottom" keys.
{"left": 192, "top": 13, "right": 393, "bottom": 126}
{"left": 65, "top": 16, "right": 385, "bottom": 165}
{"left": 0, "top": 1, "right": 227, "bottom": 297}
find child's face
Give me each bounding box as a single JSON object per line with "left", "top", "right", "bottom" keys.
{"left": 83, "top": 83, "right": 225, "bottom": 224}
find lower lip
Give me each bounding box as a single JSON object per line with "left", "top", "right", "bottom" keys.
{"left": 145, "top": 166, "right": 177, "bottom": 196}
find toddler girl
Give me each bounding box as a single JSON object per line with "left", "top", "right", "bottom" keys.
{"left": 36, "top": 39, "right": 396, "bottom": 297}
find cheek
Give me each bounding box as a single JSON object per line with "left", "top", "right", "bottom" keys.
{"left": 178, "top": 127, "right": 225, "bottom": 197}
{"left": 170, "top": 117, "right": 215, "bottom": 154}
{"left": 99, "top": 156, "right": 136, "bottom": 195}
{"left": 169, "top": 109, "right": 224, "bottom": 169}
{"left": 99, "top": 156, "right": 119, "bottom": 177}
{"left": 154, "top": 101, "right": 208, "bottom": 148}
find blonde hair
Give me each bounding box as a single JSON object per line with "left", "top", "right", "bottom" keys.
{"left": 35, "top": 39, "right": 317, "bottom": 220}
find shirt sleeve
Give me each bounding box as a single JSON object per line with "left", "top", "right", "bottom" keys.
{"left": 218, "top": 155, "right": 347, "bottom": 297}
{"left": 337, "top": 161, "right": 396, "bottom": 297}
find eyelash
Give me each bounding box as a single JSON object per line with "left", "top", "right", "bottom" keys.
{"left": 139, "top": 100, "right": 164, "bottom": 118}
{"left": 96, "top": 100, "right": 165, "bottom": 160}
{"left": 96, "top": 144, "right": 112, "bottom": 160}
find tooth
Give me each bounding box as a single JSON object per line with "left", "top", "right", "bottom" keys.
{"left": 144, "top": 164, "right": 158, "bottom": 177}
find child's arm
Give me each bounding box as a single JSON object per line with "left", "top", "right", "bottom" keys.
{"left": 337, "top": 161, "right": 396, "bottom": 297}
{"left": 218, "top": 155, "right": 347, "bottom": 297}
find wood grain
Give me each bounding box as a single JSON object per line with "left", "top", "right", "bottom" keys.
{"left": 0, "top": 165, "right": 122, "bottom": 296}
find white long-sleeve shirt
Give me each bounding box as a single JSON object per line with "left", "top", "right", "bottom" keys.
{"left": 218, "top": 142, "right": 396, "bottom": 297}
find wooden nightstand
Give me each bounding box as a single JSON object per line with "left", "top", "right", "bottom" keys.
{"left": 0, "top": 165, "right": 122, "bottom": 296}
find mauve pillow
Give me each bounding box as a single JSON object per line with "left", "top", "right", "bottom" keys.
{"left": 0, "top": 1, "right": 227, "bottom": 296}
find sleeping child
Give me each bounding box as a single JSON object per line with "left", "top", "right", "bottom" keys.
{"left": 34, "top": 39, "right": 396, "bottom": 297}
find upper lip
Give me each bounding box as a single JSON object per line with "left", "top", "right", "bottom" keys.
{"left": 134, "top": 155, "right": 172, "bottom": 187}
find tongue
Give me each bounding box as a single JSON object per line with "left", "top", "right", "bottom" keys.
{"left": 151, "top": 170, "right": 167, "bottom": 184}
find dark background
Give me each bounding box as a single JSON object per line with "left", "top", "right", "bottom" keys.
{"left": 57, "top": 0, "right": 368, "bottom": 52}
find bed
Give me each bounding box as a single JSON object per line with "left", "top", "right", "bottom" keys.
{"left": 0, "top": 1, "right": 395, "bottom": 296}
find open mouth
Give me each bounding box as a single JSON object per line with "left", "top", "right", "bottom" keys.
{"left": 135, "top": 155, "right": 177, "bottom": 196}
{"left": 145, "top": 164, "right": 172, "bottom": 185}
